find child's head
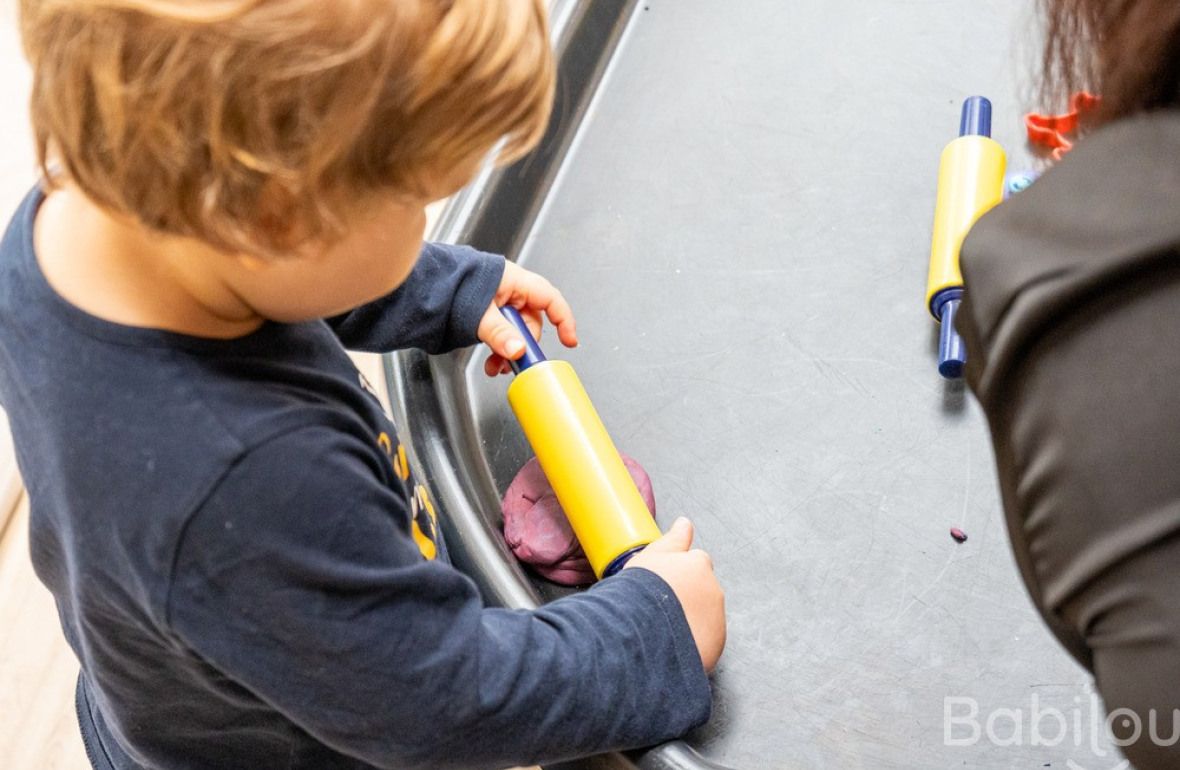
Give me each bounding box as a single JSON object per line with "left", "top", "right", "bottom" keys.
{"left": 20, "top": 0, "right": 554, "bottom": 258}
{"left": 1040, "top": 0, "right": 1180, "bottom": 123}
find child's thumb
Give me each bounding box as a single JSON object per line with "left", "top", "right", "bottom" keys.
{"left": 644, "top": 517, "right": 694, "bottom": 553}
{"left": 480, "top": 306, "right": 527, "bottom": 361}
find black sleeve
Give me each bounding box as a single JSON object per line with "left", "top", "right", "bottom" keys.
{"left": 165, "top": 426, "right": 711, "bottom": 769}
{"left": 326, "top": 242, "right": 505, "bottom": 354}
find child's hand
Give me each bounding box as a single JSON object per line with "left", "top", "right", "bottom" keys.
{"left": 478, "top": 262, "right": 578, "bottom": 376}
{"left": 625, "top": 518, "right": 727, "bottom": 673}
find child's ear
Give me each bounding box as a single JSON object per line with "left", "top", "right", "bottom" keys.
{"left": 251, "top": 178, "right": 309, "bottom": 254}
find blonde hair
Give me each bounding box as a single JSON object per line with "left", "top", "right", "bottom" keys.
{"left": 20, "top": 0, "right": 555, "bottom": 255}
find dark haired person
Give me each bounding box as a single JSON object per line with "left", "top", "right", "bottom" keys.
{"left": 957, "top": 1, "right": 1180, "bottom": 766}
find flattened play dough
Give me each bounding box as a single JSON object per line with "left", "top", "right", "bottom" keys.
{"left": 501, "top": 454, "right": 656, "bottom": 585}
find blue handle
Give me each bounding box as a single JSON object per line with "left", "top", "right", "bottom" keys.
{"left": 959, "top": 96, "right": 992, "bottom": 138}
{"left": 602, "top": 545, "right": 647, "bottom": 578}
{"left": 934, "top": 289, "right": 966, "bottom": 379}
{"left": 499, "top": 306, "right": 547, "bottom": 373}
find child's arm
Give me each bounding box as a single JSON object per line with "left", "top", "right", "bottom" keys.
{"left": 166, "top": 426, "right": 712, "bottom": 769}
{"left": 325, "top": 242, "right": 504, "bottom": 355}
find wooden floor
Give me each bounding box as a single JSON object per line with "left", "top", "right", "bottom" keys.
{"left": 0, "top": 486, "right": 89, "bottom": 769}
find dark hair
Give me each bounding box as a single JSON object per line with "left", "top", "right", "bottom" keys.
{"left": 1041, "top": 0, "right": 1180, "bottom": 123}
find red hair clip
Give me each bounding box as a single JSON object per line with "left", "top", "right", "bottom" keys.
{"left": 1025, "top": 91, "right": 1101, "bottom": 161}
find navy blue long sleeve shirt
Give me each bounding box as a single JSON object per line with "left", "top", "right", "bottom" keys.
{"left": 0, "top": 187, "right": 711, "bottom": 769}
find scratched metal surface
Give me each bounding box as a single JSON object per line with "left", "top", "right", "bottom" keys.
{"left": 458, "top": 1, "right": 1121, "bottom": 767}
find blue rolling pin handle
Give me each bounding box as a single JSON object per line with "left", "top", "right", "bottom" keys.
{"left": 933, "top": 288, "right": 967, "bottom": 380}
{"left": 959, "top": 96, "right": 993, "bottom": 138}
{"left": 498, "top": 306, "right": 547, "bottom": 373}
{"left": 602, "top": 545, "right": 648, "bottom": 578}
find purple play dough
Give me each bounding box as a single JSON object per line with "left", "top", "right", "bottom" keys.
{"left": 501, "top": 454, "right": 657, "bottom": 585}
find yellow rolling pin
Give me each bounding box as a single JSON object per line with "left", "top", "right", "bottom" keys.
{"left": 500, "top": 306, "right": 661, "bottom": 579}
{"left": 927, "top": 96, "right": 1007, "bottom": 378}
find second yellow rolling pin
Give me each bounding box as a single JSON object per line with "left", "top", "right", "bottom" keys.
{"left": 500, "top": 306, "right": 662, "bottom": 579}
{"left": 926, "top": 96, "right": 1007, "bottom": 378}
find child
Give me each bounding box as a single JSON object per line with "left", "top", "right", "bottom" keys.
{"left": 3, "top": 1, "right": 725, "bottom": 767}
{"left": 958, "top": 1, "right": 1180, "bottom": 766}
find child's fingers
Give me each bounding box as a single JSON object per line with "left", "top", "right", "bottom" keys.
{"left": 503, "top": 274, "right": 578, "bottom": 349}
{"left": 477, "top": 302, "right": 548, "bottom": 378}
{"left": 483, "top": 354, "right": 514, "bottom": 377}
{"left": 478, "top": 304, "right": 527, "bottom": 362}
{"left": 642, "top": 517, "right": 694, "bottom": 553}
{"left": 520, "top": 308, "right": 543, "bottom": 342}
{"left": 538, "top": 288, "right": 578, "bottom": 348}
{"left": 529, "top": 284, "right": 577, "bottom": 348}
